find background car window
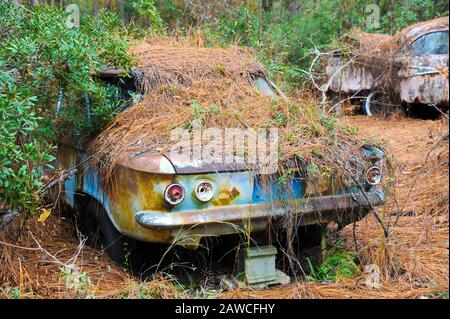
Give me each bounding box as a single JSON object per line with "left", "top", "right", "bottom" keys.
{"left": 410, "top": 31, "right": 449, "bottom": 55}
{"left": 253, "top": 76, "right": 276, "bottom": 96}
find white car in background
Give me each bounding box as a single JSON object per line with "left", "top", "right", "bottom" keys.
{"left": 326, "top": 17, "right": 448, "bottom": 116}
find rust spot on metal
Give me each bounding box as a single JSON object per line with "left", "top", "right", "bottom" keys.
{"left": 105, "top": 166, "right": 175, "bottom": 243}
{"left": 230, "top": 186, "right": 240, "bottom": 198}
{"left": 213, "top": 186, "right": 240, "bottom": 206}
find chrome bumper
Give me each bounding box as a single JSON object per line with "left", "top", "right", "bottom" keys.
{"left": 135, "top": 190, "right": 385, "bottom": 229}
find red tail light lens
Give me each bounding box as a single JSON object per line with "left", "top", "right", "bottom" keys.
{"left": 164, "top": 183, "right": 185, "bottom": 205}
{"left": 366, "top": 166, "right": 382, "bottom": 185}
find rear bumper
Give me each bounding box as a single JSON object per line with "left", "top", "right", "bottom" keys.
{"left": 135, "top": 189, "right": 385, "bottom": 229}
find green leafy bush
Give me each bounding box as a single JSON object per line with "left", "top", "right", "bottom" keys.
{"left": 192, "top": 0, "right": 448, "bottom": 91}
{"left": 133, "top": 0, "right": 164, "bottom": 31}
{"left": 307, "top": 243, "right": 361, "bottom": 282}
{"left": 0, "top": 3, "right": 133, "bottom": 216}
{"left": 0, "top": 68, "right": 54, "bottom": 214}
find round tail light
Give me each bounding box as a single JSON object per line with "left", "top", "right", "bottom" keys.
{"left": 366, "top": 166, "right": 382, "bottom": 185}
{"left": 195, "top": 181, "right": 215, "bottom": 202}
{"left": 164, "top": 183, "right": 185, "bottom": 205}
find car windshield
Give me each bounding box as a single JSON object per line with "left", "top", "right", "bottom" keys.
{"left": 253, "top": 76, "right": 276, "bottom": 96}
{"left": 410, "top": 31, "right": 449, "bottom": 55}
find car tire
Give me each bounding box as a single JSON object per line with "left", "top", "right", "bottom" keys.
{"left": 298, "top": 224, "right": 324, "bottom": 248}
{"left": 85, "top": 199, "right": 132, "bottom": 266}
{"left": 363, "top": 91, "right": 383, "bottom": 116}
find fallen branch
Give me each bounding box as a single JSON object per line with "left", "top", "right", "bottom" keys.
{"left": 351, "top": 177, "right": 389, "bottom": 238}
{"left": 430, "top": 103, "right": 449, "bottom": 120}
{"left": 40, "top": 168, "right": 78, "bottom": 193}
{"left": 302, "top": 41, "right": 353, "bottom": 106}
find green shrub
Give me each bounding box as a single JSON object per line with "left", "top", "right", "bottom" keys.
{"left": 0, "top": 69, "right": 54, "bottom": 215}
{"left": 307, "top": 243, "right": 361, "bottom": 282}
{"left": 0, "top": 3, "right": 133, "bottom": 216}
{"left": 192, "top": 0, "right": 448, "bottom": 91}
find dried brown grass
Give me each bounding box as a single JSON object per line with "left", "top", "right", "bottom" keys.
{"left": 220, "top": 117, "right": 449, "bottom": 299}
{"left": 336, "top": 29, "right": 402, "bottom": 100}
{"left": 90, "top": 42, "right": 388, "bottom": 195}
{"left": 0, "top": 215, "right": 191, "bottom": 299}
{"left": 128, "top": 41, "right": 266, "bottom": 93}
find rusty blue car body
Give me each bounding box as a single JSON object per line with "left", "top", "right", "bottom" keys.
{"left": 58, "top": 140, "right": 385, "bottom": 249}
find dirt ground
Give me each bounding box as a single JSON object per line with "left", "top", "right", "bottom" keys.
{"left": 0, "top": 115, "right": 448, "bottom": 299}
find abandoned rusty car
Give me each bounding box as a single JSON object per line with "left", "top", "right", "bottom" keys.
{"left": 56, "top": 45, "right": 387, "bottom": 277}
{"left": 326, "top": 16, "right": 449, "bottom": 116}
